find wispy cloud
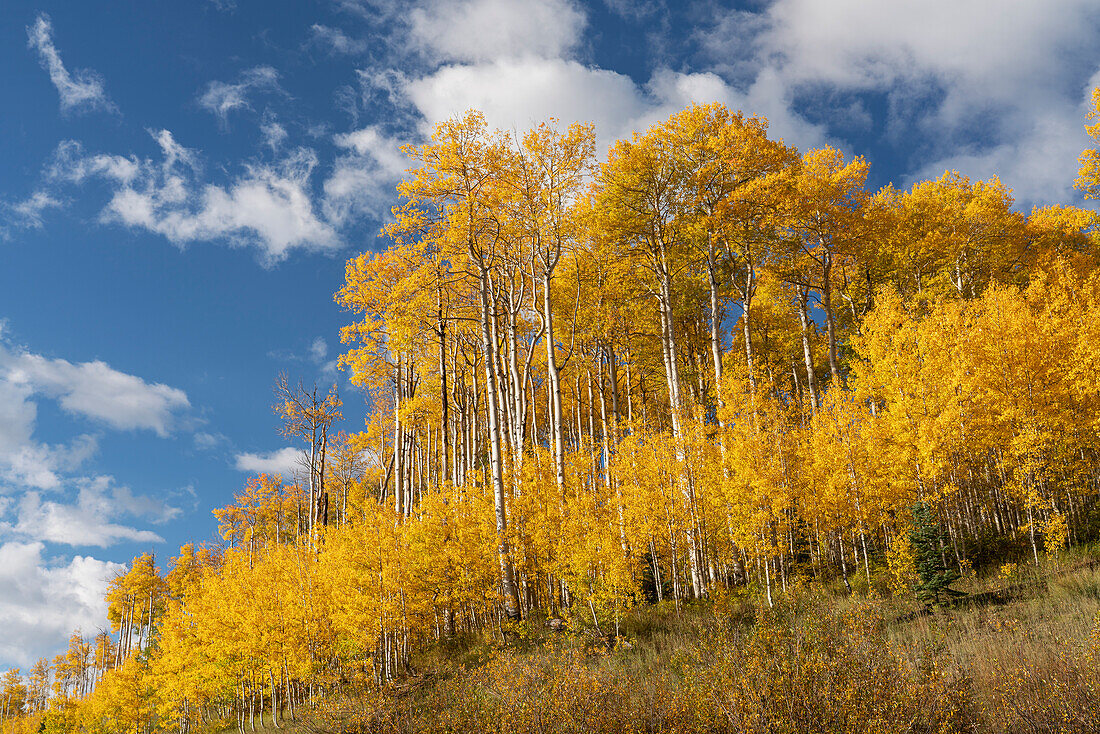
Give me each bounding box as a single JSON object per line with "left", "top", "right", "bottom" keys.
{"left": 26, "top": 13, "right": 115, "bottom": 115}
{"left": 193, "top": 431, "right": 227, "bottom": 451}
{"left": 268, "top": 336, "right": 340, "bottom": 379}
{"left": 308, "top": 24, "right": 370, "bottom": 55}
{"left": 309, "top": 337, "right": 328, "bottom": 363}
{"left": 323, "top": 125, "right": 409, "bottom": 224}
{"left": 198, "top": 66, "right": 282, "bottom": 128}
{"left": 261, "top": 115, "right": 288, "bottom": 152}
{"left": 1, "top": 192, "right": 64, "bottom": 239}
{"left": 6, "top": 192, "right": 63, "bottom": 228}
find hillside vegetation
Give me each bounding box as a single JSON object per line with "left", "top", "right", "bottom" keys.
{"left": 6, "top": 92, "right": 1100, "bottom": 733}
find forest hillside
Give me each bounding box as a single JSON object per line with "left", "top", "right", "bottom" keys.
{"left": 6, "top": 94, "right": 1100, "bottom": 733}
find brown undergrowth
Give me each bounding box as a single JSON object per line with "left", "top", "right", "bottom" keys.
{"left": 289, "top": 550, "right": 1100, "bottom": 734}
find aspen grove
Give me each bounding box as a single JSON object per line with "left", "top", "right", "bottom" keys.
{"left": 8, "top": 97, "right": 1100, "bottom": 734}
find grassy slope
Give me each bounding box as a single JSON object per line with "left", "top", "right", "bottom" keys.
{"left": 223, "top": 547, "right": 1100, "bottom": 734}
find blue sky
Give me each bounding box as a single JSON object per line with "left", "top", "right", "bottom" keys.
{"left": 1, "top": 0, "right": 1099, "bottom": 669}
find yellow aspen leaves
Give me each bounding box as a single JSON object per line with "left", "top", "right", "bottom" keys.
{"left": 20, "top": 95, "right": 1100, "bottom": 734}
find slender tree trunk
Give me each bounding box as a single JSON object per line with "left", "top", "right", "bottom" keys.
{"left": 543, "top": 276, "right": 567, "bottom": 489}
{"left": 393, "top": 356, "right": 404, "bottom": 513}
{"left": 438, "top": 285, "right": 451, "bottom": 485}
{"left": 706, "top": 235, "right": 725, "bottom": 422}
{"left": 742, "top": 265, "right": 757, "bottom": 393}
{"left": 796, "top": 286, "right": 820, "bottom": 412}
{"left": 478, "top": 267, "right": 521, "bottom": 620}
{"left": 821, "top": 248, "right": 843, "bottom": 386}
{"left": 655, "top": 242, "right": 703, "bottom": 597}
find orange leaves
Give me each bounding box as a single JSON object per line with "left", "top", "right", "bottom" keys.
{"left": 104, "top": 553, "right": 167, "bottom": 637}
{"left": 1075, "top": 87, "right": 1100, "bottom": 199}
{"left": 36, "top": 100, "right": 1100, "bottom": 733}
{"left": 872, "top": 171, "right": 1027, "bottom": 299}
{"left": 213, "top": 473, "right": 302, "bottom": 547}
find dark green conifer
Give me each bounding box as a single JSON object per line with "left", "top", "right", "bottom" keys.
{"left": 910, "top": 502, "right": 964, "bottom": 607}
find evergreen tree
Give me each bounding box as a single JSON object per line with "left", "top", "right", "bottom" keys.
{"left": 909, "top": 502, "right": 964, "bottom": 607}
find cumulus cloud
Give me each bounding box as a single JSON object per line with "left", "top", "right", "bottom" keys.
{"left": 699, "top": 0, "right": 1100, "bottom": 203}
{"left": 0, "top": 333, "right": 189, "bottom": 489}
{"left": 198, "top": 66, "right": 282, "bottom": 128}
{"left": 751, "top": 0, "right": 1099, "bottom": 112}
{"left": 390, "top": 0, "right": 1099, "bottom": 206}
{"left": 234, "top": 447, "right": 302, "bottom": 479}
{"left": 4, "top": 352, "right": 189, "bottom": 437}
{"left": 409, "top": 0, "right": 586, "bottom": 63}
{"left": 405, "top": 59, "right": 826, "bottom": 155}
{"left": 0, "top": 541, "right": 123, "bottom": 667}
{"left": 49, "top": 131, "right": 341, "bottom": 263}
{"left": 406, "top": 59, "right": 642, "bottom": 151}
{"left": 10, "top": 478, "right": 171, "bottom": 548}
{"left": 26, "top": 13, "right": 115, "bottom": 115}
{"left": 915, "top": 97, "right": 1095, "bottom": 205}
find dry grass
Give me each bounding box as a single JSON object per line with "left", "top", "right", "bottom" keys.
{"left": 889, "top": 553, "right": 1100, "bottom": 733}
{"left": 287, "top": 547, "right": 1100, "bottom": 734}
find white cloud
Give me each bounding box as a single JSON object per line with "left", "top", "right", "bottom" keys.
{"left": 323, "top": 126, "right": 410, "bottom": 224}
{"left": 405, "top": 59, "right": 826, "bottom": 156}
{"left": 409, "top": 0, "right": 586, "bottom": 63}
{"left": 700, "top": 0, "right": 1100, "bottom": 204}
{"left": 109, "top": 483, "right": 182, "bottom": 526}
{"left": 3, "top": 351, "right": 189, "bottom": 436}
{"left": 754, "top": 0, "right": 1099, "bottom": 112}
{"left": 198, "top": 66, "right": 282, "bottom": 128}
{"left": 333, "top": 127, "right": 410, "bottom": 171}
{"left": 261, "top": 118, "right": 288, "bottom": 152}
{"left": 602, "top": 0, "right": 664, "bottom": 22}
{"left": 48, "top": 140, "right": 142, "bottom": 186}
{"left": 193, "top": 431, "right": 226, "bottom": 450}
{"left": 309, "top": 337, "right": 328, "bottom": 363}
{"left": 2, "top": 192, "right": 64, "bottom": 233}
{"left": 913, "top": 68, "right": 1100, "bottom": 205}
{"left": 0, "top": 428, "right": 97, "bottom": 492}
{"left": 308, "top": 337, "right": 338, "bottom": 377}
{"left": 642, "top": 67, "right": 826, "bottom": 151}
{"left": 309, "top": 24, "right": 370, "bottom": 55}
{"left": 26, "top": 13, "right": 115, "bottom": 115}
{"left": 234, "top": 447, "right": 302, "bottom": 478}
{"left": 406, "top": 59, "right": 642, "bottom": 151}
{"left": 0, "top": 541, "right": 123, "bottom": 668}
{"left": 11, "top": 480, "right": 168, "bottom": 548}
{"left": 51, "top": 131, "right": 341, "bottom": 263}
{"left": 0, "top": 334, "right": 188, "bottom": 489}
